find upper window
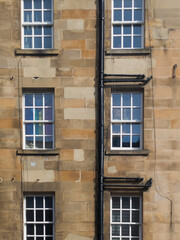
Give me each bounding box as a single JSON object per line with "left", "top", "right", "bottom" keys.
{"left": 24, "top": 194, "right": 54, "bottom": 240}
{"left": 112, "top": 0, "right": 144, "bottom": 49}
{"left": 111, "top": 195, "right": 142, "bottom": 240}
{"left": 111, "top": 92, "right": 143, "bottom": 150}
{"left": 23, "top": 92, "right": 54, "bottom": 150}
{"left": 22, "top": 0, "right": 53, "bottom": 49}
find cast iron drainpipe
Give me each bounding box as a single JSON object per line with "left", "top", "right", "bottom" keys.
{"left": 99, "top": 0, "right": 105, "bottom": 240}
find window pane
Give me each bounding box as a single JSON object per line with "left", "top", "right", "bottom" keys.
{"left": 124, "top": 10, "right": 132, "bottom": 21}
{"left": 44, "top": 26, "right": 52, "bottom": 35}
{"left": 132, "top": 210, "right": 139, "bottom": 222}
{"left": 134, "top": 25, "right": 141, "bottom": 34}
{"left": 122, "top": 211, "right": 130, "bottom": 222}
{"left": 45, "top": 94, "right": 53, "bottom": 106}
{"left": 26, "top": 196, "right": 34, "bottom": 208}
{"left": 36, "top": 210, "right": 43, "bottom": 221}
{"left": 27, "top": 224, "right": 34, "bottom": 235}
{"left": 26, "top": 137, "right": 33, "bottom": 148}
{"left": 44, "top": 0, "right": 52, "bottom": 9}
{"left": 45, "top": 224, "right": 53, "bottom": 235}
{"left": 114, "top": 10, "right": 122, "bottom": 21}
{"left": 35, "top": 94, "right": 43, "bottom": 106}
{"left": 44, "top": 37, "right": 52, "bottom": 48}
{"left": 36, "top": 224, "right": 44, "bottom": 235}
{"left": 37, "top": 238, "right": 43, "bottom": 240}
{"left": 25, "top": 94, "right": 33, "bottom": 106}
{"left": 25, "top": 108, "right": 33, "bottom": 120}
{"left": 45, "top": 196, "right": 53, "bottom": 208}
{"left": 123, "top": 108, "right": 131, "bottom": 120}
{"left": 124, "top": 0, "right": 132, "bottom": 8}
{"left": 45, "top": 136, "right": 53, "bottom": 148}
{"left": 26, "top": 124, "right": 33, "bottom": 135}
{"left": 36, "top": 196, "right": 43, "bottom": 208}
{"left": 122, "top": 124, "right": 130, "bottom": 133}
{"left": 134, "top": 36, "right": 141, "bottom": 48}
{"left": 113, "top": 94, "right": 121, "bottom": 106}
{"left": 112, "top": 225, "right": 120, "bottom": 236}
{"left": 132, "top": 124, "right": 140, "bottom": 134}
{"left": 123, "top": 36, "right": 131, "bottom": 48}
{"left": 134, "top": 9, "right": 142, "bottom": 21}
{"left": 34, "top": 11, "right": 42, "bottom": 22}
{"left": 35, "top": 123, "right": 43, "bottom": 135}
{"left": 133, "top": 108, "right": 141, "bottom": 120}
{"left": 35, "top": 108, "right": 43, "bottom": 120}
{"left": 112, "top": 197, "right": 120, "bottom": 208}
{"left": 34, "top": 0, "right": 42, "bottom": 9}
{"left": 27, "top": 237, "right": 34, "bottom": 240}
{"left": 113, "top": 136, "right": 120, "bottom": 147}
{"left": 114, "top": 0, "right": 122, "bottom": 8}
{"left": 131, "top": 225, "right": 139, "bottom": 236}
{"left": 132, "top": 197, "right": 140, "bottom": 209}
{"left": 122, "top": 136, "right": 130, "bottom": 147}
{"left": 46, "top": 238, "right": 53, "bottom": 240}
{"left": 35, "top": 137, "right": 43, "bottom": 148}
{"left": 45, "top": 108, "right": 53, "bottom": 120}
{"left": 112, "top": 210, "right": 120, "bottom": 222}
{"left": 113, "top": 26, "right": 121, "bottom": 35}
{"left": 24, "top": 11, "right": 32, "bottom": 22}
{"left": 45, "top": 210, "right": 53, "bottom": 221}
{"left": 132, "top": 136, "right": 140, "bottom": 148}
{"left": 122, "top": 225, "right": 129, "bottom": 236}
{"left": 45, "top": 124, "right": 53, "bottom": 135}
{"left": 113, "top": 37, "right": 121, "bottom": 48}
{"left": 35, "top": 37, "right": 42, "bottom": 48}
{"left": 134, "top": 0, "right": 142, "bottom": 8}
{"left": 24, "top": 37, "right": 32, "bottom": 48}
{"left": 113, "top": 109, "right": 121, "bottom": 120}
{"left": 122, "top": 197, "right": 130, "bottom": 208}
{"left": 24, "top": 0, "right": 32, "bottom": 9}
{"left": 26, "top": 210, "right": 34, "bottom": 221}
{"left": 133, "top": 94, "right": 141, "bottom": 106}
{"left": 24, "top": 26, "right": 32, "bottom": 35}
{"left": 112, "top": 124, "right": 120, "bottom": 134}
{"left": 123, "top": 94, "right": 131, "bottom": 106}
{"left": 34, "top": 26, "right": 42, "bottom": 35}
{"left": 123, "top": 25, "right": 131, "bottom": 34}
{"left": 44, "top": 11, "right": 51, "bottom": 22}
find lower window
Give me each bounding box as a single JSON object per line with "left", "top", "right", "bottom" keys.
{"left": 24, "top": 194, "right": 54, "bottom": 240}
{"left": 111, "top": 195, "right": 142, "bottom": 240}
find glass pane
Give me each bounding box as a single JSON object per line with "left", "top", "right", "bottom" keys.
{"left": 26, "top": 210, "right": 34, "bottom": 221}
{"left": 123, "top": 108, "right": 131, "bottom": 120}
{"left": 113, "top": 26, "right": 121, "bottom": 35}
{"left": 45, "top": 124, "right": 52, "bottom": 135}
{"left": 24, "top": 11, "right": 32, "bottom": 22}
{"left": 24, "top": 37, "right": 32, "bottom": 48}
{"left": 132, "top": 197, "right": 140, "bottom": 209}
{"left": 122, "top": 211, "right": 130, "bottom": 222}
{"left": 113, "top": 94, "right": 121, "bottom": 106}
{"left": 132, "top": 211, "right": 139, "bottom": 222}
{"left": 35, "top": 123, "right": 43, "bottom": 135}
{"left": 37, "top": 238, "right": 43, "bottom": 240}
{"left": 112, "top": 197, "right": 120, "bottom": 208}
{"left": 44, "top": 26, "right": 52, "bottom": 35}
{"left": 45, "top": 108, "right": 52, "bottom": 120}
{"left": 123, "top": 94, "right": 131, "bottom": 106}
{"left": 45, "top": 196, "right": 53, "bottom": 208}
{"left": 113, "top": 136, "right": 120, "bottom": 147}
{"left": 122, "top": 225, "right": 129, "bottom": 236}
{"left": 112, "top": 225, "right": 120, "bottom": 236}
{"left": 113, "top": 36, "right": 121, "bottom": 48}
{"left": 36, "top": 196, "right": 43, "bottom": 208}
{"left": 112, "top": 210, "right": 120, "bottom": 222}
{"left": 113, "top": 108, "right": 121, "bottom": 120}
{"left": 112, "top": 124, "right": 120, "bottom": 134}
{"left": 35, "top": 94, "right": 43, "bottom": 106}
{"left": 35, "top": 137, "right": 43, "bottom": 148}
{"left": 132, "top": 136, "right": 140, "bottom": 148}
{"left": 131, "top": 225, "right": 139, "bottom": 236}
{"left": 34, "top": 0, "right": 42, "bottom": 9}
{"left": 112, "top": 239, "right": 120, "bottom": 240}
{"left": 26, "top": 197, "right": 34, "bottom": 208}
{"left": 34, "top": 26, "right": 42, "bottom": 35}
{"left": 133, "top": 108, "right": 141, "bottom": 120}
{"left": 134, "top": 9, "right": 142, "bottom": 21}
{"left": 27, "top": 224, "right": 34, "bottom": 235}
{"left": 34, "top": 11, "right": 42, "bottom": 22}
{"left": 122, "top": 239, "right": 129, "bottom": 240}
{"left": 44, "top": 0, "right": 52, "bottom": 9}
{"left": 123, "top": 36, "right": 131, "bottom": 48}
{"left": 45, "top": 94, "right": 53, "bottom": 106}
{"left": 35, "top": 37, "right": 42, "bottom": 48}
{"left": 124, "top": 0, "right": 132, "bottom": 8}
{"left": 26, "top": 137, "right": 33, "bottom": 148}
{"left": 35, "top": 108, "right": 43, "bottom": 120}
{"left": 25, "top": 94, "right": 33, "bottom": 106}
{"left": 46, "top": 238, "right": 53, "bottom": 240}
{"left": 132, "top": 124, "right": 140, "bottom": 134}
{"left": 24, "top": 26, "right": 32, "bottom": 35}
{"left": 123, "top": 25, "right": 131, "bottom": 34}
{"left": 25, "top": 108, "right": 33, "bottom": 120}
{"left": 134, "top": 36, "right": 141, "bottom": 48}
{"left": 122, "top": 124, "right": 130, "bottom": 133}
{"left": 44, "top": 37, "right": 52, "bottom": 48}
{"left": 122, "top": 136, "right": 130, "bottom": 147}
{"left": 44, "top": 11, "right": 51, "bottom": 22}
{"left": 36, "top": 224, "right": 43, "bottom": 235}
{"left": 45, "top": 210, "right": 53, "bottom": 221}
{"left": 134, "top": 25, "right": 141, "bottom": 34}
{"left": 26, "top": 124, "right": 33, "bottom": 135}
{"left": 122, "top": 197, "right": 130, "bottom": 208}
{"left": 114, "top": 10, "right": 122, "bottom": 21}
{"left": 135, "top": 0, "right": 142, "bottom": 7}
{"left": 124, "top": 10, "right": 132, "bottom": 21}
{"left": 45, "top": 136, "right": 53, "bottom": 148}
{"left": 27, "top": 238, "right": 34, "bottom": 240}
{"left": 24, "top": 0, "right": 32, "bottom": 9}
{"left": 45, "top": 224, "right": 53, "bottom": 235}
{"left": 133, "top": 94, "right": 141, "bottom": 106}
{"left": 114, "top": 0, "right": 122, "bottom": 8}
{"left": 36, "top": 210, "right": 43, "bottom": 221}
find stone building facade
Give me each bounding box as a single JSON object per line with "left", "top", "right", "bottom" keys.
{"left": 0, "top": 1, "right": 179, "bottom": 240}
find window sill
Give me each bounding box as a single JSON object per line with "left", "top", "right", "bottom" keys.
{"left": 15, "top": 49, "right": 60, "bottom": 56}
{"left": 105, "top": 149, "right": 150, "bottom": 156}
{"left": 16, "top": 149, "right": 60, "bottom": 156}
{"left": 105, "top": 48, "right": 151, "bottom": 56}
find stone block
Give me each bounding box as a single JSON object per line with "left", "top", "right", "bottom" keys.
{"left": 74, "top": 149, "right": 84, "bottom": 162}
{"left": 24, "top": 67, "right": 56, "bottom": 78}
{"left": 62, "top": 10, "right": 96, "bottom": 19}
{"left": 60, "top": 98, "right": 84, "bottom": 108}
{"left": 64, "top": 109, "right": 95, "bottom": 120}
{"left": 59, "top": 171, "right": 80, "bottom": 182}
{"left": 61, "top": 149, "right": 74, "bottom": 161}
{"left": 61, "top": 129, "right": 95, "bottom": 139}
{"left": 67, "top": 20, "right": 84, "bottom": 30}
{"left": 64, "top": 87, "right": 95, "bottom": 98}
{"left": 61, "top": 40, "right": 86, "bottom": 49}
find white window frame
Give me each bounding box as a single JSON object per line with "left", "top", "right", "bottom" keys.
{"left": 111, "top": 92, "right": 143, "bottom": 150}
{"left": 24, "top": 194, "right": 55, "bottom": 240}
{"left": 111, "top": 0, "right": 144, "bottom": 49}
{"left": 110, "top": 195, "right": 142, "bottom": 240}
{"left": 23, "top": 92, "right": 55, "bottom": 150}
{"left": 21, "top": 0, "right": 54, "bottom": 49}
